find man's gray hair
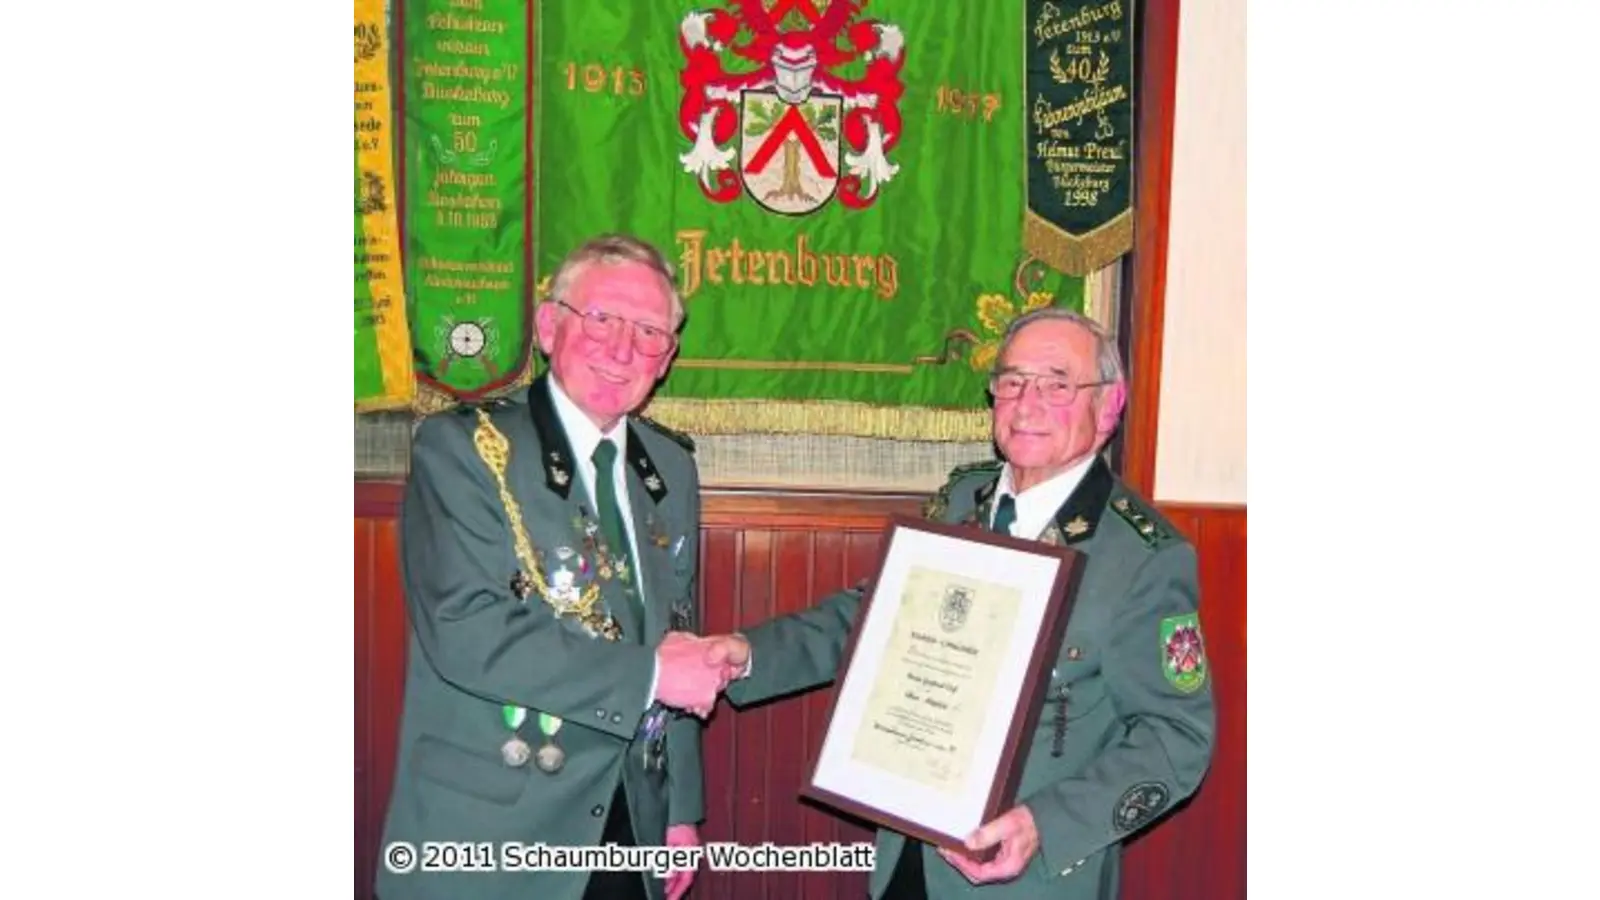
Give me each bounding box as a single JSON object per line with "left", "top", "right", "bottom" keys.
{"left": 548, "top": 234, "right": 685, "bottom": 326}
{"left": 996, "top": 307, "right": 1125, "bottom": 384}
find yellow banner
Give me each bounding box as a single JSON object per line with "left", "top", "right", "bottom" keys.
{"left": 354, "top": 0, "right": 415, "bottom": 410}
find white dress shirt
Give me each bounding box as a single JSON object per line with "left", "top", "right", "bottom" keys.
{"left": 990, "top": 455, "right": 1096, "bottom": 538}
{"left": 547, "top": 375, "right": 658, "bottom": 707}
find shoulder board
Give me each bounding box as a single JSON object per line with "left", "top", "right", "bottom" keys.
{"left": 922, "top": 458, "right": 1002, "bottom": 520}
{"left": 635, "top": 415, "right": 696, "bottom": 454}
{"left": 1109, "top": 494, "right": 1174, "bottom": 549}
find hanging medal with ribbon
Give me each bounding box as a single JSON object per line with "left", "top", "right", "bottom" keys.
{"left": 640, "top": 708, "right": 669, "bottom": 773}
{"left": 535, "top": 712, "right": 566, "bottom": 774}
{"left": 501, "top": 705, "right": 532, "bottom": 768}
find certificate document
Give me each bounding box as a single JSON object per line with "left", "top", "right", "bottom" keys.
{"left": 851, "top": 567, "right": 1022, "bottom": 793}
{"left": 801, "top": 515, "right": 1083, "bottom": 851}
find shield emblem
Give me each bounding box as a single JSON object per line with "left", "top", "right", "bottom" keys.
{"left": 1160, "top": 613, "right": 1208, "bottom": 693}
{"left": 739, "top": 89, "right": 841, "bottom": 216}
{"left": 939, "top": 586, "right": 972, "bottom": 633}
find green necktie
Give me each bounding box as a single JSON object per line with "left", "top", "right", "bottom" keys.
{"left": 992, "top": 494, "right": 1017, "bottom": 536}
{"left": 591, "top": 439, "right": 644, "bottom": 626}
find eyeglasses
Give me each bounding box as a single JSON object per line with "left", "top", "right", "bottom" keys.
{"left": 555, "top": 300, "right": 678, "bottom": 357}
{"left": 989, "top": 370, "right": 1112, "bottom": 405}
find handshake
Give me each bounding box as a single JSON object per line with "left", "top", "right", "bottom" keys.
{"left": 652, "top": 631, "right": 751, "bottom": 718}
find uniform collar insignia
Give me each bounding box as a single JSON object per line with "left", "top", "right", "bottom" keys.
{"left": 526, "top": 376, "right": 578, "bottom": 499}
{"left": 625, "top": 425, "right": 669, "bottom": 504}
{"left": 1049, "top": 456, "right": 1114, "bottom": 544}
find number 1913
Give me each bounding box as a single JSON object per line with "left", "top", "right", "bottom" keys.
{"left": 565, "top": 62, "right": 645, "bottom": 97}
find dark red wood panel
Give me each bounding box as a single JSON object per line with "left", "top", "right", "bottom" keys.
{"left": 354, "top": 521, "right": 371, "bottom": 899}
{"left": 355, "top": 514, "right": 408, "bottom": 900}
{"left": 697, "top": 526, "right": 738, "bottom": 900}
{"left": 1121, "top": 505, "right": 1247, "bottom": 900}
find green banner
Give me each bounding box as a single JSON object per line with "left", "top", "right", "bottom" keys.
{"left": 1023, "top": 0, "right": 1136, "bottom": 275}
{"left": 535, "top": 0, "right": 1094, "bottom": 440}
{"left": 403, "top": 0, "right": 531, "bottom": 399}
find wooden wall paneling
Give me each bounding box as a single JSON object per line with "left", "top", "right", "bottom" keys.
{"left": 355, "top": 511, "right": 408, "bottom": 900}
{"left": 1120, "top": 505, "right": 1246, "bottom": 900}
{"left": 732, "top": 527, "right": 775, "bottom": 900}
{"left": 697, "top": 526, "right": 741, "bottom": 900}
{"left": 765, "top": 529, "right": 814, "bottom": 900}
{"left": 1192, "top": 508, "right": 1245, "bottom": 900}
{"left": 802, "top": 528, "right": 851, "bottom": 900}
{"left": 371, "top": 519, "right": 407, "bottom": 879}
{"left": 354, "top": 521, "right": 371, "bottom": 899}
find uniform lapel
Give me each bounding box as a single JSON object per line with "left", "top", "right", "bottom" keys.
{"left": 1041, "top": 456, "right": 1116, "bottom": 545}
{"left": 524, "top": 375, "right": 645, "bottom": 641}
{"left": 970, "top": 474, "right": 1000, "bottom": 529}
{"left": 624, "top": 424, "right": 674, "bottom": 642}
{"left": 525, "top": 375, "right": 578, "bottom": 500}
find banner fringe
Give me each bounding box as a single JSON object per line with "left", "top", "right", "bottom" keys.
{"left": 1023, "top": 210, "right": 1133, "bottom": 276}
{"left": 641, "top": 398, "right": 991, "bottom": 443}
{"left": 355, "top": 396, "right": 416, "bottom": 414}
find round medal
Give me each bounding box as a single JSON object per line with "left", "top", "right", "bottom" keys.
{"left": 501, "top": 736, "right": 532, "bottom": 768}
{"left": 535, "top": 742, "right": 566, "bottom": 773}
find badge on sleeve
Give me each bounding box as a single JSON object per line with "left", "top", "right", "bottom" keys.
{"left": 1160, "top": 613, "right": 1208, "bottom": 693}
{"left": 1113, "top": 782, "right": 1170, "bottom": 833}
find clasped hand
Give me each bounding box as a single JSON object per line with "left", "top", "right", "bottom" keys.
{"left": 652, "top": 631, "right": 750, "bottom": 718}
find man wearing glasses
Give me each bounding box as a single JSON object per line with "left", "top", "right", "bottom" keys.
{"left": 696, "top": 308, "right": 1218, "bottom": 900}
{"left": 378, "top": 235, "right": 729, "bottom": 900}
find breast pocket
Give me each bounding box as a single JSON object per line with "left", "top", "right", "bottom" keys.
{"left": 413, "top": 733, "right": 530, "bottom": 807}
{"left": 1049, "top": 641, "right": 1109, "bottom": 722}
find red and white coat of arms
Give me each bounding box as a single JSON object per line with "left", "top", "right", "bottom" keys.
{"left": 677, "top": 0, "right": 905, "bottom": 214}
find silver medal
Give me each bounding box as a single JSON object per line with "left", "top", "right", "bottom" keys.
{"left": 644, "top": 736, "right": 666, "bottom": 772}
{"left": 501, "top": 736, "right": 532, "bottom": 768}
{"left": 535, "top": 742, "right": 566, "bottom": 773}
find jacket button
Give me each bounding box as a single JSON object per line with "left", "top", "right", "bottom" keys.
{"left": 591, "top": 805, "right": 605, "bottom": 817}
{"left": 611, "top": 712, "right": 623, "bottom": 724}
{"left": 595, "top": 709, "right": 606, "bottom": 719}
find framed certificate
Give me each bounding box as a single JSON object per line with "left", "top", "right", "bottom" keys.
{"left": 799, "top": 514, "right": 1085, "bottom": 853}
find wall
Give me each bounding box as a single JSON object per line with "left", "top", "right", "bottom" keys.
{"left": 1152, "top": 0, "right": 1248, "bottom": 505}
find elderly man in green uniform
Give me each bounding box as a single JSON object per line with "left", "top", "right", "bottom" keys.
{"left": 700, "top": 308, "right": 1217, "bottom": 899}
{"left": 376, "top": 235, "right": 730, "bottom": 900}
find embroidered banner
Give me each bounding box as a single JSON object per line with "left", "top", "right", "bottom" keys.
{"left": 1022, "top": 0, "right": 1136, "bottom": 275}
{"left": 355, "top": 0, "right": 416, "bottom": 410}
{"left": 402, "top": 0, "right": 532, "bottom": 399}
{"left": 534, "top": 0, "right": 1107, "bottom": 441}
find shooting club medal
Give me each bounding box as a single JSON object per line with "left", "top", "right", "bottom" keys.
{"left": 641, "top": 708, "right": 669, "bottom": 772}
{"left": 501, "top": 705, "right": 532, "bottom": 768}
{"left": 535, "top": 712, "right": 566, "bottom": 773}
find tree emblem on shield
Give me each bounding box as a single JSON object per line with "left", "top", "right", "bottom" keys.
{"left": 676, "top": 2, "right": 905, "bottom": 210}
{"left": 740, "top": 88, "right": 841, "bottom": 215}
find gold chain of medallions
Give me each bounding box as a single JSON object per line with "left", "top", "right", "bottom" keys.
{"left": 470, "top": 409, "right": 620, "bottom": 641}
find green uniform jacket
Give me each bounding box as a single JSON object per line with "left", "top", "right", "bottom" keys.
{"left": 375, "top": 375, "right": 705, "bottom": 900}
{"left": 725, "top": 457, "right": 1216, "bottom": 900}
